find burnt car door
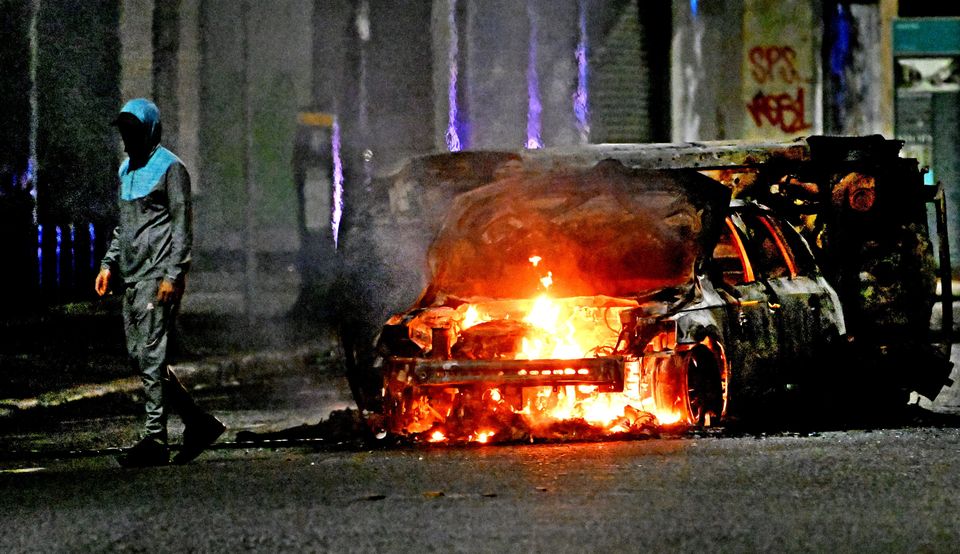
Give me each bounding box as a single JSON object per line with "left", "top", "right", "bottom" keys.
{"left": 733, "top": 208, "right": 845, "bottom": 392}
{"left": 710, "top": 215, "right": 783, "bottom": 414}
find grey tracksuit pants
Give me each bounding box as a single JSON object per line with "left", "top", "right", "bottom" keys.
{"left": 122, "top": 278, "right": 200, "bottom": 442}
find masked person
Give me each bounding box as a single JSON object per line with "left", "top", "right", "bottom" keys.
{"left": 96, "top": 98, "right": 224, "bottom": 467}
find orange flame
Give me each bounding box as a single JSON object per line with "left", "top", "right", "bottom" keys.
{"left": 408, "top": 257, "right": 686, "bottom": 442}
{"left": 471, "top": 430, "right": 495, "bottom": 443}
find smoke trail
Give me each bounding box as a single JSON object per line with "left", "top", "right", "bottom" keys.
{"left": 525, "top": 0, "right": 542, "bottom": 149}
{"left": 356, "top": 1, "right": 370, "bottom": 136}
{"left": 574, "top": 0, "right": 590, "bottom": 143}
{"left": 445, "top": 0, "right": 462, "bottom": 152}
{"left": 331, "top": 117, "right": 344, "bottom": 248}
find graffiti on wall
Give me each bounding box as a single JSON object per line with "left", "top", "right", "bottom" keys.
{"left": 746, "top": 45, "right": 812, "bottom": 133}
{"left": 742, "top": 0, "right": 819, "bottom": 139}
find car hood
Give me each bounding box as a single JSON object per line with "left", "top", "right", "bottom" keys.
{"left": 425, "top": 160, "right": 731, "bottom": 302}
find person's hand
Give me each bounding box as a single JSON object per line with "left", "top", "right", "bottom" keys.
{"left": 156, "top": 279, "right": 183, "bottom": 305}
{"left": 95, "top": 268, "right": 112, "bottom": 296}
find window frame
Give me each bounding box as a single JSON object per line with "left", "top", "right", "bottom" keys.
{"left": 731, "top": 209, "right": 801, "bottom": 281}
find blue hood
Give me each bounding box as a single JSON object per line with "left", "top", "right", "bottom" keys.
{"left": 118, "top": 98, "right": 162, "bottom": 147}
{"left": 116, "top": 98, "right": 179, "bottom": 200}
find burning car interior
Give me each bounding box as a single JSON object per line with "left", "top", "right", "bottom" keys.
{"left": 338, "top": 136, "right": 953, "bottom": 445}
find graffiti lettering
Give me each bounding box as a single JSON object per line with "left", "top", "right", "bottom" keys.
{"left": 746, "top": 87, "right": 812, "bottom": 133}
{"left": 748, "top": 45, "right": 799, "bottom": 84}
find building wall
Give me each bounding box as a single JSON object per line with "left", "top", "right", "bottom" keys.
{"left": 672, "top": 0, "right": 893, "bottom": 142}
{"left": 195, "top": 0, "right": 312, "bottom": 249}
{"left": 672, "top": 0, "right": 825, "bottom": 142}
{"left": 441, "top": 0, "right": 663, "bottom": 150}
{"left": 741, "top": 0, "right": 822, "bottom": 140}
{"left": 187, "top": 0, "right": 313, "bottom": 314}
{"left": 2, "top": 0, "right": 908, "bottom": 309}
{"left": 591, "top": 0, "right": 650, "bottom": 143}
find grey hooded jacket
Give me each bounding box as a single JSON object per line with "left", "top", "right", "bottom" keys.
{"left": 101, "top": 98, "right": 192, "bottom": 284}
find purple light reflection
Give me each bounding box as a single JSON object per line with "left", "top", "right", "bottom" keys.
{"left": 445, "top": 0, "right": 462, "bottom": 152}
{"left": 55, "top": 225, "right": 61, "bottom": 287}
{"left": 574, "top": 0, "right": 590, "bottom": 142}
{"left": 69, "top": 224, "right": 75, "bottom": 287}
{"left": 525, "top": 0, "right": 542, "bottom": 149}
{"left": 331, "top": 118, "right": 344, "bottom": 248}
{"left": 88, "top": 223, "right": 96, "bottom": 270}
{"left": 37, "top": 224, "right": 42, "bottom": 287}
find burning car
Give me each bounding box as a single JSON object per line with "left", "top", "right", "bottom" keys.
{"left": 335, "top": 137, "right": 951, "bottom": 443}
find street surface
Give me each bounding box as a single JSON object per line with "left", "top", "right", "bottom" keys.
{"left": 2, "top": 369, "right": 960, "bottom": 552}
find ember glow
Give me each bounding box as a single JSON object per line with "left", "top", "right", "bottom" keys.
{"left": 471, "top": 430, "right": 495, "bottom": 444}
{"left": 382, "top": 256, "right": 688, "bottom": 443}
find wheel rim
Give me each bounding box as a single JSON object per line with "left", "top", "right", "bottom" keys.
{"left": 683, "top": 348, "right": 724, "bottom": 425}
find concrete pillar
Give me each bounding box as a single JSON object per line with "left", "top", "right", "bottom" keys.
{"left": 432, "top": 0, "right": 460, "bottom": 151}
{"left": 177, "top": 0, "right": 201, "bottom": 189}
{"left": 672, "top": 0, "right": 745, "bottom": 141}
{"left": 823, "top": 3, "right": 884, "bottom": 136}
{"left": 464, "top": 0, "right": 528, "bottom": 149}
{"left": 437, "top": 0, "right": 593, "bottom": 151}
{"left": 366, "top": 0, "right": 434, "bottom": 165}
{"left": 531, "top": 0, "right": 579, "bottom": 147}
{"left": 313, "top": 0, "right": 351, "bottom": 113}
{"left": 879, "top": 0, "right": 897, "bottom": 139}
{"left": 152, "top": 0, "right": 179, "bottom": 151}
{"left": 120, "top": 0, "right": 153, "bottom": 103}
{"left": 740, "top": 0, "right": 822, "bottom": 140}
{"left": 672, "top": 0, "right": 824, "bottom": 141}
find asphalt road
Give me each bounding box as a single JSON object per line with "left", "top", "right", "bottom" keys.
{"left": 2, "top": 427, "right": 959, "bottom": 552}
{"left": 2, "top": 373, "right": 960, "bottom": 552}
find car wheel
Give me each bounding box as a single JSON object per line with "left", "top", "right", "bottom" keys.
{"left": 685, "top": 346, "right": 725, "bottom": 425}
{"left": 656, "top": 344, "right": 725, "bottom": 426}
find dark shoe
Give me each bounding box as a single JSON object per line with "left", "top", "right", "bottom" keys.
{"left": 117, "top": 437, "right": 169, "bottom": 468}
{"left": 173, "top": 413, "right": 225, "bottom": 464}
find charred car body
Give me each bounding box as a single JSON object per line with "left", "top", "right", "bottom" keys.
{"left": 336, "top": 136, "right": 952, "bottom": 442}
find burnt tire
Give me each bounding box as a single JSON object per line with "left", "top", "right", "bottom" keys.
{"left": 655, "top": 347, "right": 724, "bottom": 426}
{"left": 685, "top": 347, "right": 724, "bottom": 425}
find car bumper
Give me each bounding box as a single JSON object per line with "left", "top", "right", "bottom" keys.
{"left": 386, "top": 356, "right": 625, "bottom": 389}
